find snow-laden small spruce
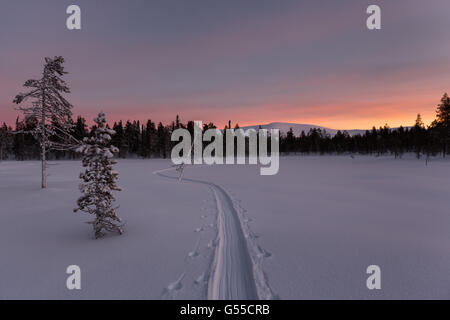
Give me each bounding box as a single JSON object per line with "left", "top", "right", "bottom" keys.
{"left": 74, "top": 112, "right": 123, "bottom": 238}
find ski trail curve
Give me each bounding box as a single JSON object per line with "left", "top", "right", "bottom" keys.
{"left": 154, "top": 167, "right": 271, "bottom": 300}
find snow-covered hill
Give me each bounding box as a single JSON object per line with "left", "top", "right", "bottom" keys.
{"left": 240, "top": 122, "right": 367, "bottom": 137}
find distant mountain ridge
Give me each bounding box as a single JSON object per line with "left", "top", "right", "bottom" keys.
{"left": 240, "top": 122, "right": 367, "bottom": 137}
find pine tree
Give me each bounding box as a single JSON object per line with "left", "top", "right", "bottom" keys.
{"left": 74, "top": 112, "right": 123, "bottom": 239}
{"left": 432, "top": 93, "right": 450, "bottom": 156}
{"left": 435, "top": 93, "right": 450, "bottom": 125}
{"left": 73, "top": 116, "right": 88, "bottom": 141}
{"left": 0, "top": 123, "right": 10, "bottom": 161}
{"left": 13, "top": 117, "right": 25, "bottom": 161}
{"left": 112, "top": 121, "right": 128, "bottom": 158}
{"left": 13, "top": 56, "right": 74, "bottom": 188}
{"left": 415, "top": 113, "right": 425, "bottom": 128}
{"left": 413, "top": 113, "right": 425, "bottom": 158}
{"left": 145, "top": 119, "right": 156, "bottom": 157}
{"left": 157, "top": 122, "right": 167, "bottom": 158}
{"left": 286, "top": 128, "right": 295, "bottom": 154}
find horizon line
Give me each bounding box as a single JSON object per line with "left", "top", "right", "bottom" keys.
{"left": 1, "top": 114, "right": 423, "bottom": 132}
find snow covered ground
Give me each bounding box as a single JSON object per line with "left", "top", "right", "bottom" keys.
{"left": 1, "top": 156, "right": 449, "bottom": 299}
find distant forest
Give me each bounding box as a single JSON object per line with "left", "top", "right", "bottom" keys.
{"left": 1, "top": 93, "right": 450, "bottom": 161}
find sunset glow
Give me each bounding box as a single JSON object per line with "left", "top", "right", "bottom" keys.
{"left": 1, "top": 0, "right": 450, "bottom": 130}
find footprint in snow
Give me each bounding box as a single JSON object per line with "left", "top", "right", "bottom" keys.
{"left": 207, "top": 239, "right": 218, "bottom": 249}
{"left": 161, "top": 272, "right": 185, "bottom": 297}
{"left": 194, "top": 274, "right": 207, "bottom": 285}
{"left": 188, "top": 250, "right": 199, "bottom": 258}
{"left": 257, "top": 247, "right": 272, "bottom": 258}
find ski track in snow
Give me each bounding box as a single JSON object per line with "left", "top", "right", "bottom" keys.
{"left": 154, "top": 166, "right": 276, "bottom": 300}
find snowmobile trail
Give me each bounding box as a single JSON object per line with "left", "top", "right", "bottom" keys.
{"left": 154, "top": 167, "right": 266, "bottom": 300}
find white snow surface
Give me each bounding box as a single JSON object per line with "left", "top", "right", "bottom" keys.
{"left": 0, "top": 155, "right": 449, "bottom": 299}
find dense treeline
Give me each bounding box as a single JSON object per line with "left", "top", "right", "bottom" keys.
{"left": 1, "top": 93, "right": 450, "bottom": 161}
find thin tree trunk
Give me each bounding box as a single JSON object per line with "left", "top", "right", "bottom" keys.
{"left": 41, "top": 141, "right": 46, "bottom": 188}
{"left": 41, "top": 88, "right": 47, "bottom": 188}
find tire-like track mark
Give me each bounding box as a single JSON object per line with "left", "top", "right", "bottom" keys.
{"left": 154, "top": 167, "right": 264, "bottom": 300}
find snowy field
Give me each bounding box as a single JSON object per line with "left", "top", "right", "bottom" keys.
{"left": 0, "top": 156, "right": 449, "bottom": 299}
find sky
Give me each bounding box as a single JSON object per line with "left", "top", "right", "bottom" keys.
{"left": 1, "top": 0, "right": 450, "bottom": 129}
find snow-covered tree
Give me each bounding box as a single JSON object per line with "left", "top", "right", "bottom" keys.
{"left": 74, "top": 112, "right": 123, "bottom": 239}
{"left": 13, "top": 56, "right": 75, "bottom": 188}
